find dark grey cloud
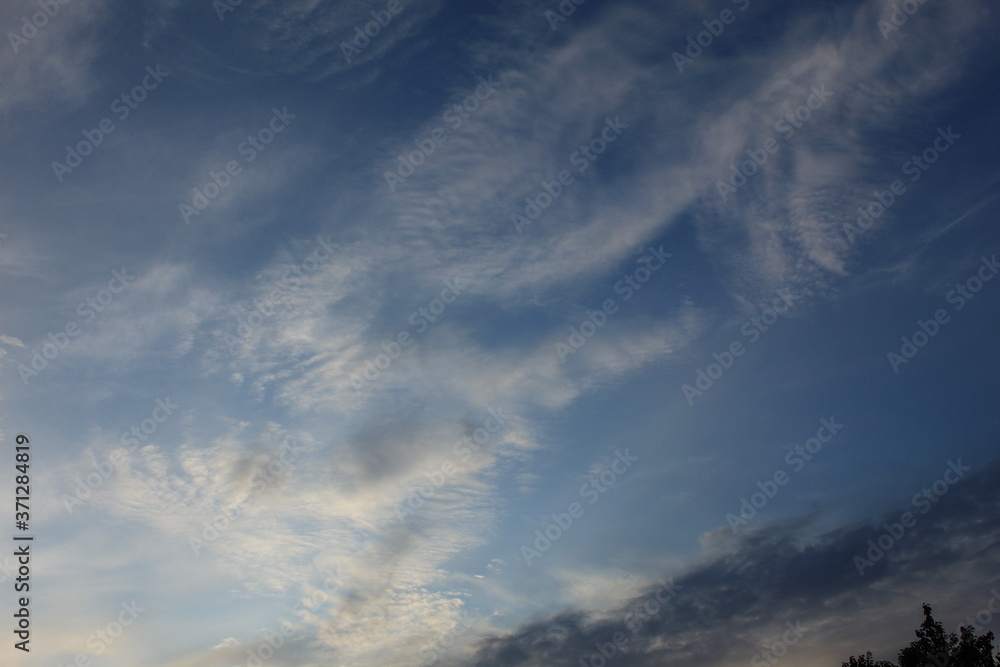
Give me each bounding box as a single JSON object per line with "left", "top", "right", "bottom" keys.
{"left": 464, "top": 457, "right": 1000, "bottom": 666}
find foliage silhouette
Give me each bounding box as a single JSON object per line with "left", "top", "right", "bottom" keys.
{"left": 843, "top": 604, "right": 1000, "bottom": 667}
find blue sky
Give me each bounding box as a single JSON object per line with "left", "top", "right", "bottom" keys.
{"left": 1, "top": 0, "right": 999, "bottom": 665}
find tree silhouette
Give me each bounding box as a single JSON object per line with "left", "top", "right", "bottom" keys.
{"left": 843, "top": 604, "right": 1000, "bottom": 667}
{"left": 898, "top": 604, "right": 957, "bottom": 667}
{"left": 842, "top": 650, "right": 896, "bottom": 667}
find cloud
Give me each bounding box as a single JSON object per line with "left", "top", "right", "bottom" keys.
{"left": 4, "top": 1, "right": 998, "bottom": 666}
{"left": 465, "top": 457, "right": 1000, "bottom": 666}
{"left": 0, "top": 0, "right": 112, "bottom": 117}
{"left": 180, "top": 0, "right": 450, "bottom": 81}
{"left": 68, "top": 405, "right": 515, "bottom": 665}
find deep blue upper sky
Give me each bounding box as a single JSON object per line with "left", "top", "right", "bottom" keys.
{"left": 1, "top": 0, "right": 999, "bottom": 666}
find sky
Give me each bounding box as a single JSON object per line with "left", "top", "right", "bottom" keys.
{"left": 1, "top": 0, "right": 999, "bottom": 666}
